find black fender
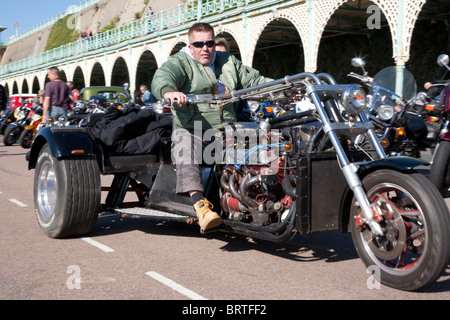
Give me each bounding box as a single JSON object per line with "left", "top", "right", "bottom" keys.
{"left": 357, "top": 156, "right": 429, "bottom": 175}
{"left": 339, "top": 156, "right": 429, "bottom": 233}
{"left": 27, "top": 126, "right": 97, "bottom": 170}
{"left": 7, "top": 122, "right": 20, "bottom": 129}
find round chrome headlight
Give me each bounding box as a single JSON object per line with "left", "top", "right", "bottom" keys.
{"left": 18, "top": 111, "right": 26, "bottom": 119}
{"left": 341, "top": 84, "right": 368, "bottom": 115}
{"left": 378, "top": 104, "right": 395, "bottom": 121}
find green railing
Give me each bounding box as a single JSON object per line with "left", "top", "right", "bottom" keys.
{"left": 0, "top": 0, "right": 257, "bottom": 77}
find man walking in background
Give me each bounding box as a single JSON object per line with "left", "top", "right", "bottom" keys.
{"left": 42, "top": 67, "right": 71, "bottom": 124}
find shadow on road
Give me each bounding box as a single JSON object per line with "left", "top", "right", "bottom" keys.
{"left": 90, "top": 211, "right": 450, "bottom": 294}
{"left": 91, "top": 212, "right": 359, "bottom": 264}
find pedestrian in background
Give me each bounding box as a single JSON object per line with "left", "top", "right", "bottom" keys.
{"left": 134, "top": 89, "right": 145, "bottom": 106}
{"left": 42, "top": 67, "right": 71, "bottom": 124}
{"left": 67, "top": 81, "right": 80, "bottom": 103}
{"left": 140, "top": 84, "right": 153, "bottom": 104}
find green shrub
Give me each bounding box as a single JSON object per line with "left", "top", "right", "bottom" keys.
{"left": 45, "top": 16, "right": 79, "bottom": 51}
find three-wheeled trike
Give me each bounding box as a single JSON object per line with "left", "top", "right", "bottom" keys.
{"left": 27, "top": 72, "right": 450, "bottom": 291}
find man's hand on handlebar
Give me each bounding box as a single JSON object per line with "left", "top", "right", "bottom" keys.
{"left": 163, "top": 92, "right": 187, "bottom": 107}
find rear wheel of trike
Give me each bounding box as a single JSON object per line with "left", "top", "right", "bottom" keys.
{"left": 34, "top": 143, "right": 101, "bottom": 238}
{"left": 350, "top": 169, "right": 450, "bottom": 291}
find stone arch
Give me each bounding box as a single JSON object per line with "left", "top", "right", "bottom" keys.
{"left": 43, "top": 73, "right": 50, "bottom": 88}
{"left": 111, "top": 56, "right": 130, "bottom": 87}
{"left": 135, "top": 49, "right": 158, "bottom": 94}
{"left": 90, "top": 61, "right": 106, "bottom": 87}
{"left": 372, "top": 0, "right": 426, "bottom": 64}
{"left": 4, "top": 83, "right": 9, "bottom": 97}
{"left": 32, "top": 76, "right": 40, "bottom": 93}
{"left": 317, "top": 0, "right": 393, "bottom": 81}
{"left": 408, "top": 0, "right": 450, "bottom": 86}
{"left": 21, "top": 79, "right": 29, "bottom": 94}
{"left": 72, "top": 66, "right": 86, "bottom": 91}
{"left": 310, "top": 0, "right": 426, "bottom": 71}
{"left": 250, "top": 17, "right": 305, "bottom": 77}
{"left": 169, "top": 42, "right": 187, "bottom": 56}
{"left": 12, "top": 81, "right": 18, "bottom": 94}
{"left": 53, "top": 65, "right": 68, "bottom": 82}
{"left": 216, "top": 25, "right": 242, "bottom": 59}
{"left": 245, "top": 6, "right": 307, "bottom": 69}
{"left": 59, "top": 69, "right": 67, "bottom": 82}
{"left": 163, "top": 36, "right": 189, "bottom": 62}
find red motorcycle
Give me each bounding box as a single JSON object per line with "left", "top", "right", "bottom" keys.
{"left": 428, "top": 54, "right": 450, "bottom": 194}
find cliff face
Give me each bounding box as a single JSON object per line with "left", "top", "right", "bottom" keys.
{"left": 1, "top": 0, "right": 182, "bottom": 66}
{"left": 1, "top": 26, "right": 53, "bottom": 65}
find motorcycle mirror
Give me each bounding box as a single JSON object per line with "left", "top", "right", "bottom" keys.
{"left": 351, "top": 57, "right": 366, "bottom": 68}
{"left": 351, "top": 57, "right": 368, "bottom": 76}
{"left": 437, "top": 54, "right": 450, "bottom": 71}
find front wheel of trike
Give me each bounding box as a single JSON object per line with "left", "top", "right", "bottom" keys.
{"left": 350, "top": 169, "right": 450, "bottom": 291}
{"left": 34, "top": 143, "right": 101, "bottom": 238}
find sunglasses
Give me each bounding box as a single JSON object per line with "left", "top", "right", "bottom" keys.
{"left": 190, "top": 40, "right": 215, "bottom": 48}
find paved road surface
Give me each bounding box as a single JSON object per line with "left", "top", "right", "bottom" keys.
{"left": 1, "top": 144, "right": 449, "bottom": 305}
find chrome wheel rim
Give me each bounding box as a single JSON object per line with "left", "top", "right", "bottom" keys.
{"left": 36, "top": 159, "right": 57, "bottom": 224}
{"left": 358, "top": 183, "right": 427, "bottom": 276}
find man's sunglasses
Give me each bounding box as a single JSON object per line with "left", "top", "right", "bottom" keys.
{"left": 190, "top": 40, "right": 215, "bottom": 48}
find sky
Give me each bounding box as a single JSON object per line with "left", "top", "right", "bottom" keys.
{"left": 0, "top": 0, "right": 80, "bottom": 43}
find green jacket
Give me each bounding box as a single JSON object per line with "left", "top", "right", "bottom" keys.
{"left": 151, "top": 50, "right": 272, "bottom": 130}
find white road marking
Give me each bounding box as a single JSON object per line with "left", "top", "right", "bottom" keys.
{"left": 81, "top": 237, "right": 115, "bottom": 253}
{"left": 146, "top": 271, "right": 207, "bottom": 300}
{"left": 9, "top": 199, "right": 28, "bottom": 207}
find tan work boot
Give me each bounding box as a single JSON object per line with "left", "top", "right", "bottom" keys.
{"left": 193, "top": 198, "right": 222, "bottom": 232}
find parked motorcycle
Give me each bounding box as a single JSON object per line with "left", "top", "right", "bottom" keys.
{"left": 428, "top": 54, "right": 450, "bottom": 195}
{"left": 349, "top": 58, "right": 437, "bottom": 158}
{"left": 0, "top": 95, "right": 35, "bottom": 135}
{"left": 3, "top": 105, "right": 33, "bottom": 146}
{"left": 0, "top": 108, "right": 16, "bottom": 135}
{"left": 18, "top": 107, "right": 43, "bottom": 149}
{"left": 27, "top": 72, "right": 450, "bottom": 291}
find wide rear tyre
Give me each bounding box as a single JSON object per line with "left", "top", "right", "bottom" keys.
{"left": 350, "top": 169, "right": 450, "bottom": 291}
{"left": 429, "top": 140, "right": 450, "bottom": 196}
{"left": 34, "top": 143, "right": 101, "bottom": 238}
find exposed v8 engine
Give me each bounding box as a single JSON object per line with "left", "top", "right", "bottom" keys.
{"left": 218, "top": 122, "right": 295, "bottom": 226}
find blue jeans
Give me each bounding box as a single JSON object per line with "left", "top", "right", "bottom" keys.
{"left": 49, "top": 105, "right": 65, "bottom": 120}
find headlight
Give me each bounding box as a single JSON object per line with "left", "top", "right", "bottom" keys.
{"left": 378, "top": 104, "right": 395, "bottom": 121}
{"left": 248, "top": 101, "right": 260, "bottom": 113}
{"left": 341, "top": 84, "right": 368, "bottom": 115}
{"left": 18, "top": 111, "right": 26, "bottom": 119}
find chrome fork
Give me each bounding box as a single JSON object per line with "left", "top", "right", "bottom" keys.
{"left": 307, "top": 85, "right": 386, "bottom": 236}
